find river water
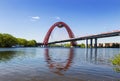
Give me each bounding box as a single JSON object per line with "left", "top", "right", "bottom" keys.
{"left": 0, "top": 47, "right": 120, "bottom": 81}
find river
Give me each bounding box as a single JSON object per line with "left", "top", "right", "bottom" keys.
{"left": 0, "top": 47, "right": 120, "bottom": 81}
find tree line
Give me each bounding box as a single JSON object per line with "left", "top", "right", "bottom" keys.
{"left": 48, "top": 43, "right": 86, "bottom": 48}
{"left": 0, "top": 33, "right": 36, "bottom": 47}
{"left": 48, "top": 43, "right": 120, "bottom": 48}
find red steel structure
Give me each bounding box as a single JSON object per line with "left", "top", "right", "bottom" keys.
{"left": 43, "top": 22, "right": 77, "bottom": 46}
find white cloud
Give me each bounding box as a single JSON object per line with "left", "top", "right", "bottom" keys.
{"left": 32, "top": 16, "right": 40, "bottom": 20}
{"left": 55, "top": 16, "right": 61, "bottom": 20}
{"left": 50, "top": 16, "right": 61, "bottom": 20}
{"left": 30, "top": 16, "right": 40, "bottom": 21}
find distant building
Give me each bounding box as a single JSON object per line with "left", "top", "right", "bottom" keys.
{"left": 98, "top": 43, "right": 120, "bottom": 48}
{"left": 98, "top": 43, "right": 103, "bottom": 47}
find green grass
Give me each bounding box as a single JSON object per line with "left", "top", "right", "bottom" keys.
{"left": 111, "top": 54, "right": 120, "bottom": 66}
{"left": 111, "top": 54, "right": 120, "bottom": 72}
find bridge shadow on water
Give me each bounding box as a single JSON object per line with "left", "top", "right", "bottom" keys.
{"left": 44, "top": 48, "right": 74, "bottom": 76}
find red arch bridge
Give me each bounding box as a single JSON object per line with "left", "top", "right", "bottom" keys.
{"left": 39, "top": 22, "right": 120, "bottom": 48}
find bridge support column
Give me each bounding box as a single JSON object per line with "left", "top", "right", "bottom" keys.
{"left": 90, "top": 38, "right": 93, "bottom": 48}
{"left": 86, "top": 39, "right": 88, "bottom": 48}
{"left": 94, "top": 38, "right": 97, "bottom": 48}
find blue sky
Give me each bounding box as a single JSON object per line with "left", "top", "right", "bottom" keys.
{"left": 0, "top": 0, "right": 120, "bottom": 43}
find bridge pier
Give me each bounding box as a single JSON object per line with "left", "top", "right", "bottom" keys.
{"left": 86, "top": 39, "right": 88, "bottom": 48}
{"left": 94, "top": 38, "right": 97, "bottom": 48}
{"left": 90, "top": 38, "right": 93, "bottom": 48}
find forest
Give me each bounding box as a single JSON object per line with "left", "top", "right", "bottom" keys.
{"left": 0, "top": 33, "right": 36, "bottom": 47}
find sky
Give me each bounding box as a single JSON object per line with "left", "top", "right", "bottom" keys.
{"left": 0, "top": 0, "right": 120, "bottom": 43}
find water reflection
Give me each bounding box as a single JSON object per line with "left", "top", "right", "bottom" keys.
{"left": 0, "top": 48, "right": 120, "bottom": 81}
{"left": 0, "top": 50, "right": 36, "bottom": 63}
{"left": 86, "top": 48, "right": 98, "bottom": 64}
{"left": 0, "top": 51, "right": 16, "bottom": 62}
{"left": 45, "top": 48, "right": 74, "bottom": 75}
{"left": 113, "top": 66, "right": 120, "bottom": 73}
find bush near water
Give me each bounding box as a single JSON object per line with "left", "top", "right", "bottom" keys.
{"left": 111, "top": 54, "right": 120, "bottom": 66}
{"left": 0, "top": 33, "right": 36, "bottom": 47}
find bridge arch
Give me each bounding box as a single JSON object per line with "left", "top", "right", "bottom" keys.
{"left": 43, "top": 22, "right": 77, "bottom": 46}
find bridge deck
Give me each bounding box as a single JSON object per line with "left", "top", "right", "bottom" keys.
{"left": 48, "top": 30, "right": 120, "bottom": 44}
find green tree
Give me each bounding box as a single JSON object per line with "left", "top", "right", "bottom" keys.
{"left": 27, "top": 40, "right": 36, "bottom": 47}
{"left": 1, "top": 33, "right": 17, "bottom": 47}
{"left": 0, "top": 33, "right": 37, "bottom": 47}
{"left": 16, "top": 38, "right": 27, "bottom": 47}
{"left": 77, "top": 44, "right": 81, "bottom": 47}
{"left": 81, "top": 43, "right": 85, "bottom": 48}
{"left": 77, "top": 43, "right": 85, "bottom": 48}
{"left": 0, "top": 34, "right": 3, "bottom": 47}
{"left": 64, "top": 43, "right": 71, "bottom": 47}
